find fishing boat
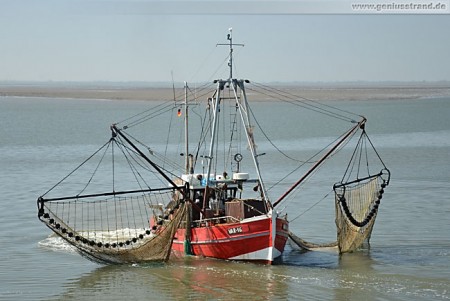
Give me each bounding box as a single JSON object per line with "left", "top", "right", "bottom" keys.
{"left": 37, "top": 29, "right": 390, "bottom": 264}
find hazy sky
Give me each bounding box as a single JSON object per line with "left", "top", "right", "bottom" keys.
{"left": 1, "top": 0, "right": 449, "bottom": 83}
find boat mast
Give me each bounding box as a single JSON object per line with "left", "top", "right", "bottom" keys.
{"left": 232, "top": 80, "right": 270, "bottom": 203}
{"left": 228, "top": 29, "right": 233, "bottom": 79}
{"left": 204, "top": 82, "right": 222, "bottom": 188}
{"left": 217, "top": 29, "right": 270, "bottom": 203}
{"left": 217, "top": 28, "right": 244, "bottom": 81}
{"left": 184, "top": 81, "right": 190, "bottom": 174}
{"left": 204, "top": 28, "right": 244, "bottom": 188}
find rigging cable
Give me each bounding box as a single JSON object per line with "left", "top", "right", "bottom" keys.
{"left": 117, "top": 82, "right": 216, "bottom": 130}
{"left": 119, "top": 130, "right": 184, "bottom": 172}
{"left": 248, "top": 104, "right": 312, "bottom": 163}
{"left": 40, "top": 140, "right": 112, "bottom": 198}
{"left": 248, "top": 82, "right": 360, "bottom": 123}
{"left": 192, "top": 103, "right": 210, "bottom": 171}
{"left": 188, "top": 44, "right": 220, "bottom": 83}
{"left": 267, "top": 123, "right": 360, "bottom": 194}
{"left": 113, "top": 138, "right": 152, "bottom": 229}
{"left": 77, "top": 140, "right": 112, "bottom": 196}
{"left": 187, "top": 84, "right": 208, "bottom": 170}
{"left": 115, "top": 132, "right": 184, "bottom": 183}
{"left": 112, "top": 136, "right": 115, "bottom": 193}
{"left": 226, "top": 94, "right": 239, "bottom": 170}
{"left": 340, "top": 128, "right": 388, "bottom": 184}
{"left": 163, "top": 97, "right": 177, "bottom": 169}
{"left": 289, "top": 190, "right": 333, "bottom": 223}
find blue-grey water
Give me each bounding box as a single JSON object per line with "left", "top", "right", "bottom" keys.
{"left": 1, "top": 95, "right": 450, "bottom": 300}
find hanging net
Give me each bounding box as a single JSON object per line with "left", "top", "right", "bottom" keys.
{"left": 36, "top": 125, "right": 191, "bottom": 264}
{"left": 38, "top": 190, "right": 187, "bottom": 263}
{"left": 334, "top": 169, "right": 389, "bottom": 253}
{"left": 288, "top": 123, "right": 391, "bottom": 254}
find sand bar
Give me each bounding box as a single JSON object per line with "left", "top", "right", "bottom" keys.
{"left": 1, "top": 83, "right": 449, "bottom": 101}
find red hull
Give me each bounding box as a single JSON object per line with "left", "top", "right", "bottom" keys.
{"left": 172, "top": 213, "right": 289, "bottom": 263}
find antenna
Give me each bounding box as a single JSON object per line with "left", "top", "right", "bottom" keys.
{"left": 217, "top": 28, "right": 244, "bottom": 80}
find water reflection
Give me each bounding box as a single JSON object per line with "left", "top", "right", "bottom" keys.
{"left": 33, "top": 238, "right": 449, "bottom": 298}
{"left": 282, "top": 246, "right": 383, "bottom": 301}
{"left": 339, "top": 249, "right": 375, "bottom": 271}
{"left": 50, "top": 257, "right": 289, "bottom": 301}
{"left": 334, "top": 251, "right": 376, "bottom": 301}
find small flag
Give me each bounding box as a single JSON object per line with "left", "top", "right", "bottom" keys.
{"left": 177, "top": 109, "right": 182, "bottom": 117}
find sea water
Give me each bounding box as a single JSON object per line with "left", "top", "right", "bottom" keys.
{"left": 0, "top": 95, "right": 449, "bottom": 300}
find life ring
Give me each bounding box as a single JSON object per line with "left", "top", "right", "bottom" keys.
{"left": 234, "top": 153, "right": 243, "bottom": 162}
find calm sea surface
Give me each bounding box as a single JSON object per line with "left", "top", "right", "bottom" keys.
{"left": 0, "top": 95, "right": 449, "bottom": 300}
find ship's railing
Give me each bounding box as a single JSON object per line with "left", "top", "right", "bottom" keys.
{"left": 192, "top": 215, "right": 240, "bottom": 227}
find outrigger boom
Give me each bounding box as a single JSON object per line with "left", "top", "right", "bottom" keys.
{"left": 273, "top": 117, "right": 367, "bottom": 208}
{"left": 36, "top": 29, "right": 390, "bottom": 265}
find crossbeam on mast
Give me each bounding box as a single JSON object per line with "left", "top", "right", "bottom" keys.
{"left": 216, "top": 28, "right": 244, "bottom": 80}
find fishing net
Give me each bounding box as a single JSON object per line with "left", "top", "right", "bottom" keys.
{"left": 289, "top": 170, "right": 389, "bottom": 254}
{"left": 38, "top": 190, "right": 187, "bottom": 263}
{"left": 36, "top": 124, "right": 194, "bottom": 263}
{"left": 334, "top": 170, "right": 389, "bottom": 253}
{"left": 288, "top": 231, "right": 338, "bottom": 251}
{"left": 288, "top": 124, "right": 391, "bottom": 254}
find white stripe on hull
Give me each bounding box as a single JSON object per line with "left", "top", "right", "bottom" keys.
{"left": 229, "top": 246, "right": 281, "bottom": 262}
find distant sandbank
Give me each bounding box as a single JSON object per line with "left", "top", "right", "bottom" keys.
{"left": 1, "top": 83, "right": 449, "bottom": 101}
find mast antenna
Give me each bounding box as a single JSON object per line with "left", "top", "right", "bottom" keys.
{"left": 217, "top": 28, "right": 244, "bottom": 80}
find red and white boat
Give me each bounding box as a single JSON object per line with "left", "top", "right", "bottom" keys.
{"left": 167, "top": 30, "right": 289, "bottom": 263}
{"left": 172, "top": 211, "right": 288, "bottom": 263}
{"left": 36, "top": 29, "right": 290, "bottom": 264}
{"left": 37, "top": 29, "right": 389, "bottom": 265}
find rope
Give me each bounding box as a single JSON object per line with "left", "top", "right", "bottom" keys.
{"left": 267, "top": 123, "right": 358, "bottom": 192}
{"left": 78, "top": 140, "right": 112, "bottom": 196}
{"left": 40, "top": 140, "right": 112, "bottom": 198}
{"left": 247, "top": 82, "right": 360, "bottom": 123}
{"left": 289, "top": 191, "right": 332, "bottom": 223}
{"left": 340, "top": 129, "right": 389, "bottom": 185}
{"left": 248, "top": 104, "right": 310, "bottom": 163}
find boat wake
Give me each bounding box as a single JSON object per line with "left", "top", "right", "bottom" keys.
{"left": 39, "top": 234, "right": 76, "bottom": 254}
{"left": 38, "top": 228, "right": 157, "bottom": 254}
